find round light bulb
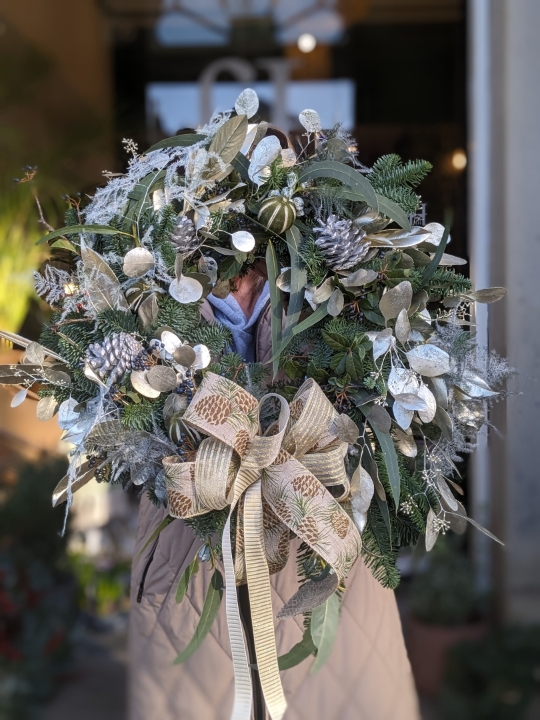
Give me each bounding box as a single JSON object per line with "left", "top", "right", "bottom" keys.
{"left": 297, "top": 33, "right": 317, "bottom": 53}
{"left": 452, "top": 149, "right": 467, "bottom": 171}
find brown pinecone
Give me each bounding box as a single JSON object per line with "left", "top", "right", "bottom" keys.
{"left": 297, "top": 516, "right": 320, "bottom": 545}
{"left": 292, "top": 473, "right": 322, "bottom": 498}
{"left": 277, "top": 530, "right": 290, "bottom": 558}
{"left": 330, "top": 511, "right": 350, "bottom": 539}
{"left": 263, "top": 503, "right": 281, "bottom": 531}
{"left": 289, "top": 398, "right": 304, "bottom": 421}
{"left": 193, "top": 395, "right": 231, "bottom": 425}
{"left": 234, "top": 430, "right": 251, "bottom": 458}
{"left": 169, "top": 491, "right": 193, "bottom": 517}
{"left": 234, "top": 390, "right": 259, "bottom": 414}
{"left": 273, "top": 498, "right": 292, "bottom": 525}
{"left": 273, "top": 449, "right": 289, "bottom": 466}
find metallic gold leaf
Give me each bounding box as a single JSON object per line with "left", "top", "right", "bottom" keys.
{"left": 42, "top": 368, "right": 71, "bottom": 386}
{"left": 436, "top": 476, "right": 458, "bottom": 511}
{"left": 393, "top": 427, "right": 417, "bottom": 458}
{"left": 417, "top": 222, "right": 449, "bottom": 250}
{"left": 131, "top": 370, "right": 161, "bottom": 398}
{"left": 58, "top": 398, "right": 79, "bottom": 430}
{"left": 173, "top": 345, "right": 197, "bottom": 367}
{"left": 431, "top": 252, "right": 467, "bottom": 266}
{"left": 276, "top": 268, "right": 291, "bottom": 292}
{"left": 147, "top": 366, "right": 178, "bottom": 392}
{"left": 123, "top": 247, "right": 155, "bottom": 277}
{"left": 350, "top": 465, "right": 374, "bottom": 532}
{"left": 339, "top": 268, "right": 378, "bottom": 288}
{"left": 211, "top": 279, "right": 230, "bottom": 299}
{"left": 208, "top": 114, "right": 248, "bottom": 165}
{"left": 465, "top": 287, "right": 506, "bottom": 304}
{"left": 406, "top": 344, "right": 450, "bottom": 377}
{"left": 333, "top": 413, "right": 359, "bottom": 444}
{"left": 379, "top": 281, "right": 413, "bottom": 321}
{"left": 417, "top": 384, "right": 437, "bottom": 423}
{"left": 393, "top": 402, "right": 413, "bottom": 430}
{"left": 427, "top": 377, "right": 448, "bottom": 409}
{"left": 312, "top": 277, "right": 335, "bottom": 304}
{"left": 138, "top": 294, "right": 159, "bottom": 331}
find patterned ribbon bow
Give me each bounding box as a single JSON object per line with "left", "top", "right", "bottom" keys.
{"left": 163, "top": 373, "right": 361, "bottom": 720}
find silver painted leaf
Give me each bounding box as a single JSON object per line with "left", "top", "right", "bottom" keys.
{"left": 277, "top": 573, "right": 338, "bottom": 618}
{"left": 299, "top": 109, "right": 322, "bottom": 133}
{"left": 379, "top": 281, "right": 413, "bottom": 322}
{"left": 131, "top": 370, "right": 161, "bottom": 398}
{"left": 433, "top": 406, "right": 453, "bottom": 439}
{"left": 248, "top": 135, "right": 281, "bottom": 186}
{"left": 431, "top": 252, "right": 467, "bottom": 266}
{"left": 10, "top": 387, "right": 28, "bottom": 408}
{"left": 276, "top": 268, "right": 291, "bottom": 292}
{"left": 367, "top": 227, "right": 430, "bottom": 248}
{"left": 173, "top": 345, "right": 197, "bottom": 367}
{"left": 25, "top": 342, "right": 46, "bottom": 365}
{"left": 393, "top": 427, "right": 417, "bottom": 458}
{"left": 281, "top": 148, "right": 296, "bottom": 167}
{"left": 58, "top": 398, "right": 79, "bottom": 430}
{"left": 436, "top": 476, "right": 458, "bottom": 511}
{"left": 42, "top": 368, "right": 71, "bottom": 386}
{"left": 406, "top": 344, "right": 450, "bottom": 377}
{"left": 417, "top": 384, "right": 437, "bottom": 423}
{"left": 393, "top": 401, "right": 413, "bottom": 431}
{"left": 36, "top": 395, "right": 58, "bottom": 421}
{"left": 395, "top": 308, "right": 411, "bottom": 344}
{"left": 350, "top": 465, "right": 374, "bottom": 533}
{"left": 52, "top": 463, "right": 95, "bottom": 507}
{"left": 333, "top": 413, "right": 359, "bottom": 444}
{"left": 208, "top": 114, "right": 248, "bottom": 165}
{"left": 446, "top": 501, "right": 468, "bottom": 535}
{"left": 425, "top": 508, "right": 439, "bottom": 551}
{"left": 123, "top": 247, "right": 155, "bottom": 277}
{"left": 393, "top": 392, "right": 428, "bottom": 411}
{"left": 169, "top": 275, "right": 204, "bottom": 304}
{"left": 418, "top": 222, "right": 448, "bottom": 249}
{"left": 455, "top": 372, "right": 498, "bottom": 399}
{"left": 427, "top": 377, "right": 448, "bottom": 409}
{"left": 231, "top": 230, "right": 255, "bottom": 252}
{"left": 80, "top": 238, "right": 129, "bottom": 312}
{"left": 340, "top": 268, "right": 378, "bottom": 288}
{"left": 327, "top": 287, "right": 344, "bottom": 317}
{"left": 161, "top": 330, "right": 182, "bottom": 354}
{"left": 466, "top": 287, "right": 506, "bottom": 304}
{"left": 234, "top": 88, "right": 259, "bottom": 118}
{"left": 192, "top": 344, "right": 211, "bottom": 370}
{"left": 163, "top": 393, "right": 188, "bottom": 427}
{"left": 147, "top": 366, "right": 178, "bottom": 392}
{"left": 372, "top": 328, "right": 395, "bottom": 361}
{"left": 388, "top": 366, "right": 418, "bottom": 396}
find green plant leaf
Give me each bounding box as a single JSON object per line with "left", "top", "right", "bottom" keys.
{"left": 297, "top": 161, "right": 378, "bottom": 210}
{"left": 363, "top": 409, "right": 401, "bottom": 508}
{"left": 174, "top": 569, "right": 224, "bottom": 664}
{"left": 375, "top": 193, "right": 411, "bottom": 231}
{"left": 270, "top": 300, "right": 329, "bottom": 365}
{"left": 283, "top": 226, "right": 307, "bottom": 339}
{"left": 144, "top": 134, "right": 205, "bottom": 154}
{"left": 51, "top": 239, "right": 78, "bottom": 252}
{"left": 278, "top": 625, "right": 316, "bottom": 670}
{"left": 125, "top": 169, "right": 167, "bottom": 222}
{"left": 208, "top": 115, "right": 248, "bottom": 164}
{"left": 321, "top": 330, "right": 349, "bottom": 352}
{"left": 376, "top": 494, "right": 392, "bottom": 540}
{"left": 231, "top": 152, "right": 252, "bottom": 184}
{"left": 266, "top": 240, "right": 283, "bottom": 379}
{"left": 135, "top": 516, "right": 175, "bottom": 560}
{"left": 37, "top": 224, "right": 134, "bottom": 246}
{"left": 310, "top": 592, "right": 340, "bottom": 674}
{"left": 176, "top": 555, "right": 200, "bottom": 604}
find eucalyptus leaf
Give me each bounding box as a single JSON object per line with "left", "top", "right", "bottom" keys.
{"left": 37, "top": 223, "right": 134, "bottom": 246}
{"left": 209, "top": 115, "right": 248, "bottom": 164}
{"left": 340, "top": 268, "right": 378, "bottom": 288}
{"left": 123, "top": 247, "right": 155, "bottom": 277}
{"left": 375, "top": 193, "right": 411, "bottom": 231}
{"left": 138, "top": 294, "right": 159, "bottom": 331}
{"left": 80, "top": 239, "right": 130, "bottom": 312}
{"left": 433, "top": 406, "right": 453, "bottom": 439}
{"left": 406, "top": 344, "right": 450, "bottom": 377}
{"left": 169, "top": 275, "right": 204, "bottom": 304}
{"left": 231, "top": 230, "right": 255, "bottom": 252}
{"left": 393, "top": 427, "right": 417, "bottom": 458}
{"left": 173, "top": 345, "right": 197, "bottom": 367}
{"left": 297, "top": 161, "right": 378, "bottom": 211}
{"left": 144, "top": 133, "right": 205, "bottom": 154}
{"left": 147, "top": 366, "right": 178, "bottom": 392}
{"left": 367, "top": 404, "right": 392, "bottom": 434}
{"left": 299, "top": 109, "right": 322, "bottom": 133}
{"left": 310, "top": 593, "right": 340, "bottom": 674}
{"left": 52, "top": 463, "right": 95, "bottom": 507}
{"left": 248, "top": 135, "right": 281, "bottom": 186}
{"left": 174, "top": 569, "right": 224, "bottom": 664}
{"left": 10, "top": 387, "right": 28, "bottom": 407}
{"left": 25, "top": 342, "right": 46, "bottom": 365}
{"left": 379, "top": 281, "right": 413, "bottom": 322}
{"left": 362, "top": 407, "right": 401, "bottom": 507}
{"left": 176, "top": 555, "right": 199, "bottom": 604}
{"left": 234, "top": 88, "right": 259, "bottom": 118}
{"left": 278, "top": 626, "right": 316, "bottom": 670}
{"left": 36, "top": 395, "right": 58, "bottom": 421}
{"left": 327, "top": 287, "right": 344, "bottom": 317}
{"left": 333, "top": 414, "right": 359, "bottom": 444}
{"left": 42, "top": 369, "right": 71, "bottom": 386}
{"left": 395, "top": 308, "right": 411, "bottom": 344}
{"left": 283, "top": 227, "right": 307, "bottom": 338}
{"left": 425, "top": 508, "right": 439, "bottom": 551}
{"left": 135, "top": 516, "right": 175, "bottom": 559}
{"left": 350, "top": 465, "right": 374, "bottom": 532}
{"left": 266, "top": 240, "right": 283, "bottom": 379}
{"left": 465, "top": 287, "right": 507, "bottom": 304}
{"left": 312, "top": 277, "right": 335, "bottom": 304}
{"left": 131, "top": 370, "right": 161, "bottom": 398}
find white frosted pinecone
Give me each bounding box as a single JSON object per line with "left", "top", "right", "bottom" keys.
{"left": 313, "top": 214, "right": 370, "bottom": 270}
{"left": 86, "top": 332, "right": 145, "bottom": 385}
{"left": 169, "top": 215, "right": 198, "bottom": 255}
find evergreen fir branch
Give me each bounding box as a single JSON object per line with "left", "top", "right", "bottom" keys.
{"left": 96, "top": 308, "right": 141, "bottom": 337}
{"left": 298, "top": 235, "right": 327, "bottom": 286}
{"left": 361, "top": 500, "right": 401, "bottom": 589}
{"left": 410, "top": 268, "right": 472, "bottom": 299}
{"left": 154, "top": 295, "right": 202, "bottom": 338}
{"left": 185, "top": 507, "right": 229, "bottom": 543}
{"left": 186, "top": 321, "right": 232, "bottom": 357}
{"left": 121, "top": 399, "right": 159, "bottom": 431}
{"left": 369, "top": 154, "right": 432, "bottom": 214}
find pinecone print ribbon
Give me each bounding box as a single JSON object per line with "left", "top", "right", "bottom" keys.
{"left": 163, "top": 373, "right": 362, "bottom": 720}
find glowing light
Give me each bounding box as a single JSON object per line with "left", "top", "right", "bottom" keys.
{"left": 297, "top": 33, "right": 317, "bottom": 53}
{"left": 63, "top": 283, "right": 77, "bottom": 296}
{"left": 452, "top": 150, "right": 467, "bottom": 171}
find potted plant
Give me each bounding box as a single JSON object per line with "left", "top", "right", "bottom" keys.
{"left": 406, "top": 536, "right": 487, "bottom": 696}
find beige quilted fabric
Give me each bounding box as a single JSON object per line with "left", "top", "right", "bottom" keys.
{"left": 129, "top": 496, "right": 420, "bottom": 720}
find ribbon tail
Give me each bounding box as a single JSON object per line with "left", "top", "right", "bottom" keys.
{"left": 223, "top": 513, "right": 253, "bottom": 720}
{"left": 244, "top": 479, "right": 287, "bottom": 720}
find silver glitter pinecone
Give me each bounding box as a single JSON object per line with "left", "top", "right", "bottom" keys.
{"left": 169, "top": 215, "right": 198, "bottom": 254}
{"left": 86, "top": 332, "right": 145, "bottom": 385}
{"left": 313, "top": 214, "right": 370, "bottom": 270}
